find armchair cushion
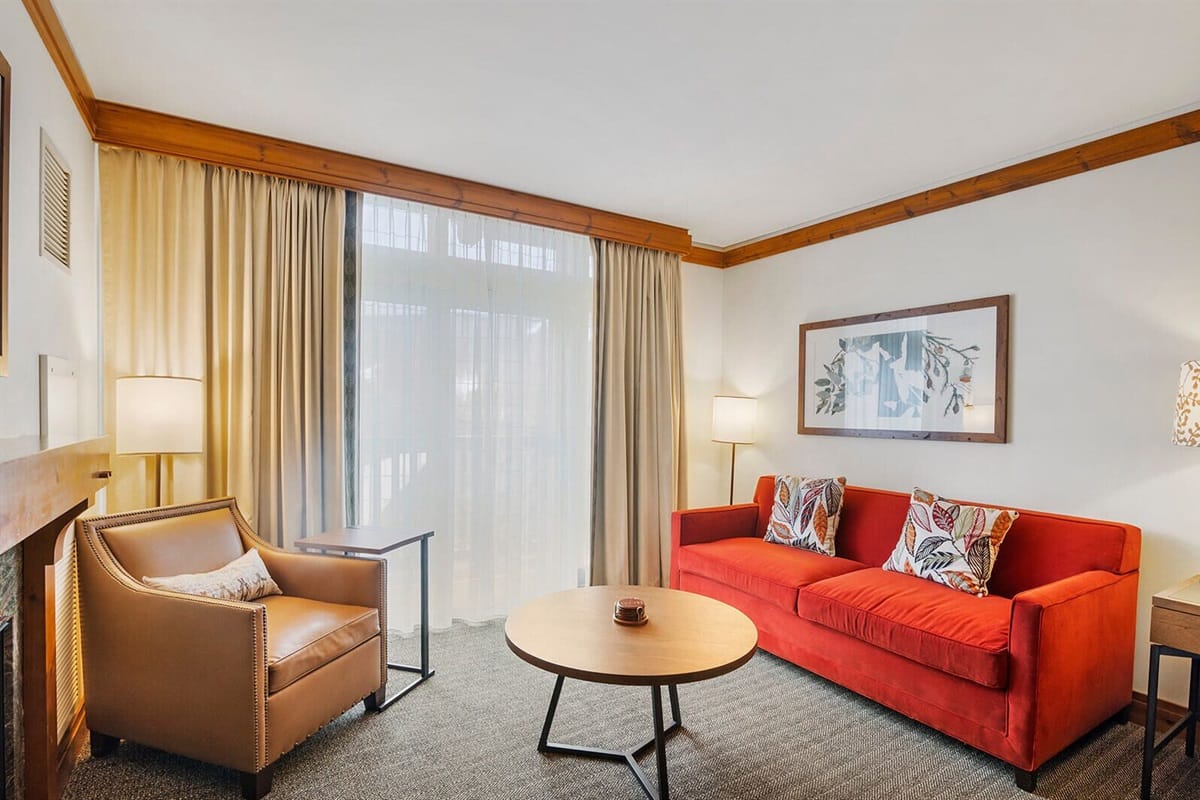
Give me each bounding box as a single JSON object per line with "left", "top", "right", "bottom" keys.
{"left": 260, "top": 596, "right": 380, "bottom": 693}
{"left": 101, "top": 507, "right": 245, "bottom": 580}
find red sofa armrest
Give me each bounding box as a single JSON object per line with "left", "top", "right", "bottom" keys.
{"left": 669, "top": 503, "right": 759, "bottom": 588}
{"left": 1006, "top": 569, "right": 1139, "bottom": 769}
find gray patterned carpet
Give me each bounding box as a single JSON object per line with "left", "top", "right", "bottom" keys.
{"left": 64, "top": 621, "right": 1200, "bottom": 799}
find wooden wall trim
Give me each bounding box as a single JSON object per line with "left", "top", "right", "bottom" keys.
{"left": 91, "top": 101, "right": 693, "bottom": 255}
{"left": 19, "top": 0, "right": 96, "bottom": 135}
{"left": 723, "top": 109, "right": 1200, "bottom": 267}
{"left": 682, "top": 245, "right": 727, "bottom": 268}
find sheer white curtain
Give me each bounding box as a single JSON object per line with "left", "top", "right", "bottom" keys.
{"left": 357, "top": 195, "right": 593, "bottom": 630}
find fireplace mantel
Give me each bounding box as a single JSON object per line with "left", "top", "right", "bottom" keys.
{"left": 0, "top": 437, "right": 109, "bottom": 552}
{"left": 0, "top": 436, "right": 109, "bottom": 800}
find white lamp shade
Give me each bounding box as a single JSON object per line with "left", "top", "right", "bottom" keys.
{"left": 1174, "top": 361, "right": 1200, "bottom": 447}
{"left": 115, "top": 377, "right": 204, "bottom": 454}
{"left": 712, "top": 396, "right": 756, "bottom": 444}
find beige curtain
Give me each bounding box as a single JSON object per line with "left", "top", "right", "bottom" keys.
{"left": 206, "top": 169, "right": 345, "bottom": 546}
{"left": 590, "top": 240, "right": 686, "bottom": 586}
{"left": 100, "top": 149, "right": 208, "bottom": 510}
{"left": 100, "top": 146, "right": 345, "bottom": 547}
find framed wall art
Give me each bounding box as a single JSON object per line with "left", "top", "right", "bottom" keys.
{"left": 798, "top": 295, "right": 1009, "bottom": 443}
{"left": 0, "top": 48, "right": 10, "bottom": 377}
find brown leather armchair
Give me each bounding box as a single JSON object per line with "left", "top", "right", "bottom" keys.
{"left": 76, "top": 498, "right": 388, "bottom": 799}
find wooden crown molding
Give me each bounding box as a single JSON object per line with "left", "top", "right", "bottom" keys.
{"left": 20, "top": 0, "right": 96, "bottom": 135}
{"left": 682, "top": 245, "right": 727, "bottom": 268}
{"left": 22, "top": 0, "right": 1200, "bottom": 268}
{"left": 90, "top": 101, "right": 693, "bottom": 254}
{"left": 722, "top": 109, "right": 1200, "bottom": 267}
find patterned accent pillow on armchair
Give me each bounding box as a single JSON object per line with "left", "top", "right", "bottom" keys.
{"left": 764, "top": 475, "right": 847, "bottom": 556}
{"left": 883, "top": 487, "right": 1019, "bottom": 597}
{"left": 143, "top": 548, "right": 283, "bottom": 602}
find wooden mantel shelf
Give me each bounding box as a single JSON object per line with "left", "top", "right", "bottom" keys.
{"left": 0, "top": 437, "right": 109, "bottom": 553}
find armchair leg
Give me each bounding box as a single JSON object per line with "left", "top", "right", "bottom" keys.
{"left": 363, "top": 685, "right": 387, "bottom": 712}
{"left": 239, "top": 765, "right": 274, "bottom": 800}
{"left": 1112, "top": 703, "right": 1132, "bottom": 725}
{"left": 1014, "top": 766, "right": 1038, "bottom": 793}
{"left": 89, "top": 731, "right": 119, "bottom": 758}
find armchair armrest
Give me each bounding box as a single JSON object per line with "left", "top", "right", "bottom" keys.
{"left": 255, "top": 547, "right": 386, "bottom": 612}
{"left": 77, "top": 529, "right": 269, "bottom": 773}
{"left": 1006, "top": 569, "right": 1139, "bottom": 769}
{"left": 670, "top": 503, "right": 760, "bottom": 587}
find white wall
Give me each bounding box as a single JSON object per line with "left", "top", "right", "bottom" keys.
{"left": 690, "top": 143, "right": 1200, "bottom": 705}
{"left": 0, "top": 0, "right": 99, "bottom": 440}
{"left": 680, "top": 262, "right": 727, "bottom": 508}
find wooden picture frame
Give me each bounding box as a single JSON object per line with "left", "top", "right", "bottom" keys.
{"left": 798, "top": 295, "right": 1009, "bottom": 443}
{"left": 0, "top": 49, "right": 10, "bottom": 377}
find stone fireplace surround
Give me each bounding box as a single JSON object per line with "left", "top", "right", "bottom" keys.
{"left": 0, "top": 437, "right": 109, "bottom": 800}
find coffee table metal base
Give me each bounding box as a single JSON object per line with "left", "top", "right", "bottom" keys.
{"left": 538, "top": 676, "right": 682, "bottom": 800}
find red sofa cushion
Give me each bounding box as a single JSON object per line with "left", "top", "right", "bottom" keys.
{"left": 797, "top": 568, "right": 1012, "bottom": 689}
{"left": 676, "top": 538, "right": 868, "bottom": 613}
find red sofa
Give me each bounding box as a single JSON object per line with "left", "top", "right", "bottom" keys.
{"left": 670, "top": 476, "right": 1141, "bottom": 790}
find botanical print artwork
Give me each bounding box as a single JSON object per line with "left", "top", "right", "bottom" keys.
{"left": 813, "top": 329, "right": 980, "bottom": 418}
{"left": 764, "top": 475, "right": 846, "bottom": 556}
{"left": 798, "top": 296, "right": 1008, "bottom": 442}
{"left": 882, "top": 488, "right": 1018, "bottom": 597}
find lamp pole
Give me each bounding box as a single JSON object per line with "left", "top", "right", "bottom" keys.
{"left": 728, "top": 442, "right": 737, "bottom": 505}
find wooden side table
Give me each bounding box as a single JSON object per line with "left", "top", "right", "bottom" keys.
{"left": 295, "top": 526, "right": 435, "bottom": 710}
{"left": 1142, "top": 575, "right": 1200, "bottom": 800}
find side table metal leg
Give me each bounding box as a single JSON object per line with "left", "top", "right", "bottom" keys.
{"left": 668, "top": 684, "right": 681, "bottom": 726}
{"left": 376, "top": 534, "right": 435, "bottom": 710}
{"left": 1188, "top": 657, "right": 1200, "bottom": 758}
{"left": 420, "top": 535, "right": 431, "bottom": 678}
{"left": 652, "top": 685, "right": 669, "bottom": 800}
{"left": 1143, "top": 644, "right": 1162, "bottom": 800}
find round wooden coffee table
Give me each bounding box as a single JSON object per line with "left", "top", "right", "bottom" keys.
{"left": 505, "top": 585, "right": 758, "bottom": 800}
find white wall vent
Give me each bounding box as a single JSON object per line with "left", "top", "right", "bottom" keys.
{"left": 39, "top": 129, "right": 70, "bottom": 270}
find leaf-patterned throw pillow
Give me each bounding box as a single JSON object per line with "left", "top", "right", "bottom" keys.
{"left": 883, "top": 488, "right": 1019, "bottom": 597}
{"left": 764, "top": 475, "right": 847, "bottom": 556}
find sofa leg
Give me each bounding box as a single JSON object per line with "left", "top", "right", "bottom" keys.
{"left": 1014, "top": 766, "right": 1038, "bottom": 793}
{"left": 89, "top": 731, "right": 119, "bottom": 757}
{"left": 1112, "top": 703, "right": 1132, "bottom": 725}
{"left": 363, "top": 685, "right": 387, "bottom": 712}
{"left": 240, "top": 765, "right": 274, "bottom": 800}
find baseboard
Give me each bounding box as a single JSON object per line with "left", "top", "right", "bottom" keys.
{"left": 1131, "top": 691, "right": 1190, "bottom": 732}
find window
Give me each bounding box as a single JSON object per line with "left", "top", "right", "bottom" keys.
{"left": 356, "top": 195, "right": 593, "bottom": 629}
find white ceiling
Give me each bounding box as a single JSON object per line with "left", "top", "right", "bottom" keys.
{"left": 55, "top": 0, "right": 1200, "bottom": 247}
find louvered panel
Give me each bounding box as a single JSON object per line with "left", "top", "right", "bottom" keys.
{"left": 39, "top": 131, "right": 71, "bottom": 270}
{"left": 54, "top": 527, "right": 83, "bottom": 739}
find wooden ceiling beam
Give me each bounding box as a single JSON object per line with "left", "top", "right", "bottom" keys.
{"left": 723, "top": 109, "right": 1200, "bottom": 266}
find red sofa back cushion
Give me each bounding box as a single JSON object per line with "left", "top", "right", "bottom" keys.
{"left": 751, "top": 475, "right": 1140, "bottom": 598}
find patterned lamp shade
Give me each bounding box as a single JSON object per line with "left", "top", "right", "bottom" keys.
{"left": 1173, "top": 361, "right": 1200, "bottom": 447}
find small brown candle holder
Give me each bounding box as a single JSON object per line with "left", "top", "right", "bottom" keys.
{"left": 613, "top": 597, "right": 648, "bottom": 626}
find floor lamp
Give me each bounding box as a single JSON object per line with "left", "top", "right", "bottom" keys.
{"left": 712, "top": 396, "right": 756, "bottom": 505}
{"left": 115, "top": 376, "right": 203, "bottom": 506}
